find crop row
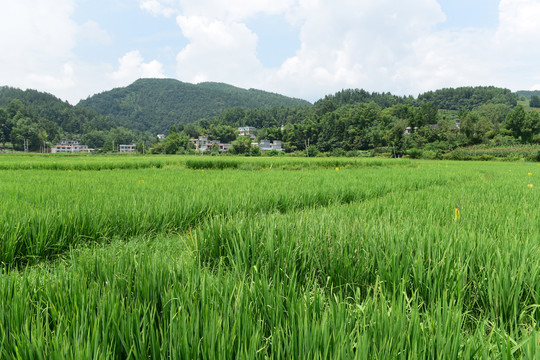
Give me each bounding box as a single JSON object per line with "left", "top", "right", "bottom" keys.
{"left": 0, "top": 160, "right": 538, "bottom": 358}
{"left": 1, "top": 163, "right": 451, "bottom": 266}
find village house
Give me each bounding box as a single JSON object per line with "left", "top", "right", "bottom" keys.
{"left": 403, "top": 127, "right": 418, "bottom": 135}
{"left": 51, "top": 140, "right": 91, "bottom": 153}
{"left": 238, "top": 126, "right": 256, "bottom": 139}
{"left": 118, "top": 144, "right": 137, "bottom": 153}
{"left": 256, "top": 139, "right": 283, "bottom": 153}
{"left": 190, "top": 136, "right": 231, "bottom": 153}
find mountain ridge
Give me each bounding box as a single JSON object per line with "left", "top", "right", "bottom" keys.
{"left": 76, "top": 78, "right": 311, "bottom": 134}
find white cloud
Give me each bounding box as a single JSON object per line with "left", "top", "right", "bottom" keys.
{"left": 3, "top": 0, "right": 540, "bottom": 105}
{"left": 180, "top": 0, "right": 295, "bottom": 21}
{"left": 140, "top": 0, "right": 177, "bottom": 17}
{"left": 152, "top": 0, "right": 540, "bottom": 100}
{"left": 0, "top": 0, "right": 78, "bottom": 96}
{"left": 175, "top": 16, "right": 264, "bottom": 85}
{"left": 168, "top": 0, "right": 451, "bottom": 99}
{"left": 111, "top": 50, "right": 166, "bottom": 85}
{"left": 497, "top": 0, "right": 540, "bottom": 41}
{"left": 26, "top": 63, "right": 76, "bottom": 90}
{"left": 79, "top": 21, "right": 111, "bottom": 45}
{"left": 267, "top": 0, "right": 448, "bottom": 98}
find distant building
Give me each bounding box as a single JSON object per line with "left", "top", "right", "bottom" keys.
{"left": 190, "top": 136, "right": 231, "bottom": 153}
{"left": 51, "top": 140, "right": 91, "bottom": 153}
{"left": 119, "top": 144, "right": 137, "bottom": 153}
{"left": 219, "top": 143, "right": 232, "bottom": 152}
{"left": 404, "top": 127, "right": 418, "bottom": 135}
{"left": 157, "top": 134, "right": 166, "bottom": 140}
{"left": 256, "top": 139, "right": 283, "bottom": 153}
{"left": 238, "top": 126, "right": 256, "bottom": 139}
{"left": 190, "top": 136, "right": 210, "bottom": 152}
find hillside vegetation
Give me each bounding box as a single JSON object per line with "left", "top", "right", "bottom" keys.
{"left": 1, "top": 83, "right": 539, "bottom": 156}
{"left": 77, "top": 79, "right": 311, "bottom": 133}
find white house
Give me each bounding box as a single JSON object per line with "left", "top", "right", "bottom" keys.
{"left": 119, "top": 144, "right": 137, "bottom": 153}
{"left": 257, "top": 139, "right": 283, "bottom": 153}
{"left": 404, "top": 127, "right": 418, "bottom": 135}
{"left": 238, "top": 126, "right": 256, "bottom": 139}
{"left": 51, "top": 141, "right": 91, "bottom": 153}
{"left": 190, "top": 136, "right": 232, "bottom": 153}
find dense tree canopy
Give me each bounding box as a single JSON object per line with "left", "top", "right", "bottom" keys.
{"left": 529, "top": 95, "right": 540, "bottom": 108}
{"left": 77, "top": 79, "right": 311, "bottom": 134}
{"left": 1, "top": 83, "right": 539, "bottom": 155}
{"left": 418, "top": 86, "right": 517, "bottom": 111}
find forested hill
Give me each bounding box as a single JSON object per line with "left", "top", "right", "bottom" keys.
{"left": 0, "top": 86, "right": 114, "bottom": 135}
{"left": 516, "top": 90, "right": 540, "bottom": 100}
{"left": 417, "top": 86, "right": 517, "bottom": 110}
{"left": 77, "top": 79, "right": 311, "bottom": 134}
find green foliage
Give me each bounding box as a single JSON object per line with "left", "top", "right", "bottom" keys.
{"left": 231, "top": 135, "right": 253, "bottom": 154}
{"left": 418, "top": 86, "right": 518, "bottom": 110}
{"left": 516, "top": 90, "right": 540, "bottom": 100}
{"left": 444, "top": 144, "right": 540, "bottom": 160}
{"left": 2, "top": 83, "right": 539, "bottom": 156}
{"left": 0, "top": 86, "right": 114, "bottom": 136}
{"left": 0, "top": 158, "right": 539, "bottom": 357}
{"left": 313, "top": 88, "right": 414, "bottom": 108}
{"left": 406, "top": 147, "right": 423, "bottom": 159}
{"left": 529, "top": 94, "right": 540, "bottom": 108}
{"left": 504, "top": 105, "right": 540, "bottom": 143}
{"left": 77, "top": 79, "right": 311, "bottom": 134}
{"left": 249, "top": 145, "right": 261, "bottom": 156}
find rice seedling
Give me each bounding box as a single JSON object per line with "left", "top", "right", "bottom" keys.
{"left": 0, "top": 156, "right": 538, "bottom": 358}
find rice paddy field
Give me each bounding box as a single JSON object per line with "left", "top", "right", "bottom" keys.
{"left": 0, "top": 154, "right": 539, "bottom": 359}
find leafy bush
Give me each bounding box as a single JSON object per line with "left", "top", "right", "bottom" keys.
{"left": 406, "top": 148, "right": 423, "bottom": 159}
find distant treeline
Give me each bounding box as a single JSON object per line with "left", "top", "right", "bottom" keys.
{"left": 180, "top": 86, "right": 538, "bottom": 157}
{"left": 1, "top": 84, "right": 539, "bottom": 156}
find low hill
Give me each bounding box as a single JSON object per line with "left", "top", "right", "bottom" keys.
{"left": 0, "top": 86, "right": 113, "bottom": 134}
{"left": 77, "top": 79, "right": 311, "bottom": 134}
{"left": 417, "top": 86, "right": 517, "bottom": 110}
{"left": 516, "top": 90, "right": 540, "bottom": 100}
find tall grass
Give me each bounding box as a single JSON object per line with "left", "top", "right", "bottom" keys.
{"left": 0, "top": 157, "right": 538, "bottom": 357}
{"left": 1, "top": 163, "right": 450, "bottom": 266}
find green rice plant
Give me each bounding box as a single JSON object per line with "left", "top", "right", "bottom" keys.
{"left": 0, "top": 158, "right": 539, "bottom": 358}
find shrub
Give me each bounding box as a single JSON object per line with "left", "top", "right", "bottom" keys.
{"left": 406, "top": 148, "right": 423, "bottom": 159}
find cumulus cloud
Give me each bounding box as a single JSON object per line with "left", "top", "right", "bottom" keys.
{"left": 0, "top": 0, "right": 78, "bottom": 95}
{"left": 175, "top": 16, "right": 264, "bottom": 84}
{"left": 497, "top": 0, "right": 540, "bottom": 41}
{"left": 3, "top": 0, "right": 540, "bottom": 104}
{"left": 79, "top": 21, "right": 111, "bottom": 45}
{"left": 134, "top": 0, "right": 540, "bottom": 100}
{"left": 140, "top": 0, "right": 177, "bottom": 17}
{"left": 111, "top": 50, "right": 166, "bottom": 85}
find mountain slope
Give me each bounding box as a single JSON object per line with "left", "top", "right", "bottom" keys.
{"left": 0, "top": 86, "right": 113, "bottom": 134}
{"left": 77, "top": 79, "right": 311, "bottom": 134}
{"left": 516, "top": 90, "right": 540, "bottom": 100}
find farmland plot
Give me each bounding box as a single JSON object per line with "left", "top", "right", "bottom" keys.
{"left": 0, "top": 155, "right": 538, "bottom": 358}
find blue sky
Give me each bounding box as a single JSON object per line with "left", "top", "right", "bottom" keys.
{"left": 1, "top": 0, "right": 539, "bottom": 104}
